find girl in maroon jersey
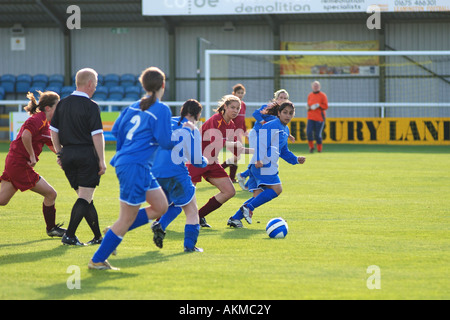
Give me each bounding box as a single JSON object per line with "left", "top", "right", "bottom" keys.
{"left": 187, "top": 94, "right": 246, "bottom": 228}
{"left": 0, "top": 91, "right": 66, "bottom": 237}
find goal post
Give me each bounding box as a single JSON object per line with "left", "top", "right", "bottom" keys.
{"left": 204, "top": 49, "right": 450, "bottom": 120}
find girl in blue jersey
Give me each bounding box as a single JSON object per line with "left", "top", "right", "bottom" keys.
{"left": 237, "top": 89, "right": 293, "bottom": 191}
{"left": 89, "top": 67, "right": 193, "bottom": 270}
{"left": 150, "top": 99, "right": 208, "bottom": 252}
{"left": 228, "top": 101, "right": 306, "bottom": 228}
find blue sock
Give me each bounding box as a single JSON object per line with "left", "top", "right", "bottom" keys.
{"left": 159, "top": 206, "right": 182, "bottom": 231}
{"left": 92, "top": 229, "right": 122, "bottom": 263}
{"left": 232, "top": 198, "right": 253, "bottom": 220}
{"left": 246, "top": 188, "right": 278, "bottom": 211}
{"left": 184, "top": 224, "right": 200, "bottom": 250}
{"left": 128, "top": 208, "right": 150, "bottom": 231}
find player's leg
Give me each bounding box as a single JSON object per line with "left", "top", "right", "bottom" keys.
{"left": 0, "top": 180, "right": 17, "bottom": 206}
{"left": 198, "top": 176, "right": 235, "bottom": 227}
{"left": 307, "top": 119, "right": 315, "bottom": 152}
{"left": 316, "top": 120, "right": 325, "bottom": 152}
{"left": 89, "top": 201, "right": 140, "bottom": 270}
{"left": 145, "top": 187, "right": 169, "bottom": 248}
{"left": 182, "top": 197, "right": 202, "bottom": 252}
{"left": 77, "top": 186, "right": 102, "bottom": 243}
{"left": 30, "top": 176, "right": 66, "bottom": 237}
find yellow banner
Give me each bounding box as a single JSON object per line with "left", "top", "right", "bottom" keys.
{"left": 280, "top": 40, "right": 379, "bottom": 76}
{"left": 245, "top": 118, "right": 450, "bottom": 145}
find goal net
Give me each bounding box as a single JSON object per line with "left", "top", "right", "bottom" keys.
{"left": 204, "top": 50, "right": 450, "bottom": 120}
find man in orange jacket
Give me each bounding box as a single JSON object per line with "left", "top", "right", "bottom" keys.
{"left": 306, "top": 81, "right": 328, "bottom": 153}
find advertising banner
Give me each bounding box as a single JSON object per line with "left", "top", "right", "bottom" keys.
{"left": 283, "top": 118, "right": 450, "bottom": 145}
{"left": 142, "top": 0, "right": 450, "bottom": 16}
{"left": 280, "top": 40, "right": 379, "bottom": 76}
{"left": 11, "top": 113, "right": 446, "bottom": 145}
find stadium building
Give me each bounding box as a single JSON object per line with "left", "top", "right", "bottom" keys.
{"left": 1, "top": 0, "right": 449, "bottom": 144}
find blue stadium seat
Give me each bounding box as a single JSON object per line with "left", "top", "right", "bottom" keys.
{"left": 45, "top": 86, "right": 62, "bottom": 95}
{"left": 107, "top": 86, "right": 124, "bottom": 101}
{"left": 124, "top": 85, "right": 141, "bottom": 101}
{"left": 32, "top": 74, "right": 48, "bottom": 88}
{"left": 0, "top": 87, "right": 5, "bottom": 100}
{"left": 92, "top": 86, "right": 109, "bottom": 101}
{"left": 104, "top": 74, "right": 120, "bottom": 88}
{"left": 120, "top": 74, "right": 136, "bottom": 87}
{"left": 48, "top": 74, "right": 64, "bottom": 88}
{"left": 61, "top": 86, "right": 75, "bottom": 98}
{"left": 0, "top": 74, "right": 16, "bottom": 93}
{"left": 15, "top": 74, "right": 32, "bottom": 93}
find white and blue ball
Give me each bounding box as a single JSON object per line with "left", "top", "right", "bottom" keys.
{"left": 266, "top": 217, "right": 288, "bottom": 239}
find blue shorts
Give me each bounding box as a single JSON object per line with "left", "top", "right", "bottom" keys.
{"left": 246, "top": 164, "right": 281, "bottom": 192}
{"left": 157, "top": 174, "right": 196, "bottom": 207}
{"left": 115, "top": 164, "right": 160, "bottom": 206}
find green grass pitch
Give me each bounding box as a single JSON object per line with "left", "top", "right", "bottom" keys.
{"left": 0, "top": 143, "right": 448, "bottom": 300}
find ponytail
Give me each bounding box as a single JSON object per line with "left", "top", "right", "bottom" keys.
{"left": 24, "top": 90, "right": 60, "bottom": 115}
{"left": 24, "top": 91, "right": 40, "bottom": 115}
{"left": 140, "top": 92, "right": 157, "bottom": 111}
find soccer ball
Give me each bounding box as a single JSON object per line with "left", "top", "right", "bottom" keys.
{"left": 266, "top": 217, "right": 288, "bottom": 239}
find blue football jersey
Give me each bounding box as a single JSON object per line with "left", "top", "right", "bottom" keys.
{"left": 251, "top": 117, "right": 298, "bottom": 171}
{"left": 152, "top": 116, "right": 207, "bottom": 178}
{"left": 110, "top": 99, "right": 177, "bottom": 167}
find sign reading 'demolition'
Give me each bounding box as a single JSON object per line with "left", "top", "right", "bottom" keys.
{"left": 142, "top": 0, "right": 450, "bottom": 16}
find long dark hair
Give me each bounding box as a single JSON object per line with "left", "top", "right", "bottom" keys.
{"left": 139, "top": 67, "right": 165, "bottom": 111}
{"left": 179, "top": 99, "right": 202, "bottom": 125}
{"left": 262, "top": 101, "right": 294, "bottom": 116}
{"left": 24, "top": 91, "right": 60, "bottom": 115}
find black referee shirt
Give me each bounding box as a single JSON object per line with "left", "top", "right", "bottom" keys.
{"left": 50, "top": 91, "right": 103, "bottom": 146}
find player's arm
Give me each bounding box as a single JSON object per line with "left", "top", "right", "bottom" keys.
{"left": 50, "top": 122, "right": 63, "bottom": 168}
{"left": 280, "top": 143, "right": 304, "bottom": 165}
{"left": 253, "top": 104, "right": 267, "bottom": 123}
{"left": 92, "top": 132, "right": 106, "bottom": 176}
{"left": 21, "top": 129, "right": 37, "bottom": 167}
{"left": 319, "top": 93, "right": 329, "bottom": 110}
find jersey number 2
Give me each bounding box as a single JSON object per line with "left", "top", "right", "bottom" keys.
{"left": 126, "top": 115, "right": 141, "bottom": 140}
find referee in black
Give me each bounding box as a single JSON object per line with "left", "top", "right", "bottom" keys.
{"left": 50, "top": 68, "right": 107, "bottom": 246}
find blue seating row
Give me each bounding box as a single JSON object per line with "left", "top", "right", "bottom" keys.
{"left": 0, "top": 73, "right": 142, "bottom": 97}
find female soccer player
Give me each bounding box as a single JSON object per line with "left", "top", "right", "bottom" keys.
{"left": 150, "top": 99, "right": 208, "bottom": 252}
{"left": 0, "top": 90, "right": 66, "bottom": 237}
{"left": 222, "top": 84, "right": 247, "bottom": 182}
{"left": 228, "top": 101, "right": 306, "bottom": 228}
{"left": 187, "top": 95, "right": 245, "bottom": 228}
{"left": 88, "top": 67, "right": 193, "bottom": 270}
{"left": 236, "top": 89, "right": 292, "bottom": 191}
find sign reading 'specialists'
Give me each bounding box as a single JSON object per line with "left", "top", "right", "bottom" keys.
{"left": 142, "top": 0, "right": 450, "bottom": 16}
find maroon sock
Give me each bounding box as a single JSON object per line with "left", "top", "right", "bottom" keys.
{"left": 43, "top": 203, "right": 56, "bottom": 231}
{"left": 229, "top": 165, "right": 238, "bottom": 180}
{"left": 221, "top": 162, "right": 229, "bottom": 169}
{"left": 199, "top": 196, "right": 222, "bottom": 218}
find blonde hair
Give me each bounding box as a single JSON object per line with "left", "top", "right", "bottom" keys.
{"left": 274, "top": 89, "right": 289, "bottom": 100}
{"left": 214, "top": 95, "right": 241, "bottom": 114}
